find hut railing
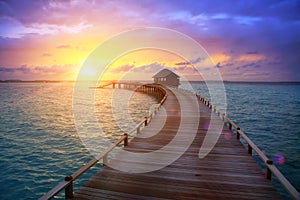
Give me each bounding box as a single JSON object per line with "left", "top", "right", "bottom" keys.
{"left": 194, "top": 92, "right": 300, "bottom": 200}
{"left": 40, "top": 84, "right": 167, "bottom": 200}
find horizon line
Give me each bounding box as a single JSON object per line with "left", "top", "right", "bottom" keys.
{"left": 1, "top": 79, "right": 300, "bottom": 84}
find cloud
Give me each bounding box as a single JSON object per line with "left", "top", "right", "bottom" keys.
{"left": 246, "top": 51, "right": 259, "bottom": 55}
{"left": 215, "top": 62, "right": 221, "bottom": 68}
{"left": 236, "top": 54, "right": 265, "bottom": 62}
{"left": 175, "top": 61, "right": 191, "bottom": 66}
{"left": 0, "top": 16, "right": 93, "bottom": 38}
{"left": 174, "top": 57, "right": 203, "bottom": 65}
{"left": 134, "top": 62, "right": 166, "bottom": 73}
{"left": 224, "top": 63, "right": 235, "bottom": 67}
{"left": 56, "top": 44, "right": 71, "bottom": 49}
{"left": 42, "top": 53, "right": 52, "bottom": 57}
{"left": 236, "top": 62, "right": 261, "bottom": 70}
{"left": 0, "top": 64, "right": 76, "bottom": 80}
{"left": 106, "top": 62, "right": 167, "bottom": 76}
{"left": 33, "top": 64, "right": 74, "bottom": 74}
{"left": 0, "top": 65, "right": 30, "bottom": 73}
{"left": 109, "top": 64, "right": 134, "bottom": 73}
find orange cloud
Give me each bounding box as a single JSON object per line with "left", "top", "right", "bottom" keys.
{"left": 236, "top": 54, "right": 265, "bottom": 62}
{"left": 210, "top": 53, "right": 231, "bottom": 63}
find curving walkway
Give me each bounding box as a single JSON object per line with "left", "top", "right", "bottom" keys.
{"left": 74, "top": 87, "right": 281, "bottom": 200}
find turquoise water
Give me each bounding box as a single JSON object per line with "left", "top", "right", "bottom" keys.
{"left": 0, "top": 82, "right": 158, "bottom": 199}
{"left": 0, "top": 82, "right": 299, "bottom": 199}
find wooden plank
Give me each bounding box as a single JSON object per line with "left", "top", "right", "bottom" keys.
{"left": 74, "top": 87, "right": 282, "bottom": 200}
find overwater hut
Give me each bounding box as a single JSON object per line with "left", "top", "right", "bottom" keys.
{"left": 152, "top": 69, "right": 180, "bottom": 87}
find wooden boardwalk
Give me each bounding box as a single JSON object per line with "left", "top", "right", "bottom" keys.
{"left": 74, "top": 87, "right": 282, "bottom": 200}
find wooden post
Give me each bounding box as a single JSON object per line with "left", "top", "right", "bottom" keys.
{"left": 236, "top": 128, "right": 240, "bottom": 140}
{"left": 137, "top": 126, "right": 140, "bottom": 134}
{"left": 124, "top": 133, "right": 128, "bottom": 146}
{"left": 144, "top": 117, "right": 148, "bottom": 126}
{"left": 64, "top": 176, "right": 74, "bottom": 199}
{"left": 103, "top": 154, "right": 108, "bottom": 166}
{"left": 266, "top": 160, "right": 273, "bottom": 180}
{"left": 248, "top": 144, "right": 252, "bottom": 155}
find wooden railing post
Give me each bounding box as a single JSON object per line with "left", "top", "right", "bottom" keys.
{"left": 144, "top": 117, "right": 148, "bottom": 126}
{"left": 236, "top": 128, "right": 240, "bottom": 140}
{"left": 137, "top": 126, "right": 140, "bottom": 134}
{"left": 124, "top": 133, "right": 128, "bottom": 146}
{"left": 64, "top": 176, "right": 74, "bottom": 199}
{"left": 266, "top": 160, "right": 273, "bottom": 180}
{"left": 248, "top": 144, "right": 252, "bottom": 155}
{"left": 103, "top": 154, "right": 108, "bottom": 166}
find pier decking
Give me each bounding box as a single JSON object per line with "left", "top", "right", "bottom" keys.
{"left": 41, "top": 83, "right": 300, "bottom": 200}
{"left": 74, "top": 87, "right": 281, "bottom": 199}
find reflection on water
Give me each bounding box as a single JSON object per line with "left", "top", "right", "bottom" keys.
{"left": 0, "top": 82, "right": 157, "bottom": 200}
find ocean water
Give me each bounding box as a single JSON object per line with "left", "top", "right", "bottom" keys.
{"left": 0, "top": 82, "right": 299, "bottom": 199}
{"left": 0, "top": 82, "right": 158, "bottom": 200}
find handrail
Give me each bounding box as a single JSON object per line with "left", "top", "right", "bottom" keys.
{"left": 141, "top": 84, "right": 167, "bottom": 127}
{"left": 194, "top": 91, "right": 300, "bottom": 200}
{"left": 40, "top": 83, "right": 168, "bottom": 200}
{"left": 72, "top": 134, "right": 127, "bottom": 180}
{"left": 39, "top": 133, "right": 128, "bottom": 200}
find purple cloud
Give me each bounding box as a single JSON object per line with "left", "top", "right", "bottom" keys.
{"left": 246, "top": 51, "right": 259, "bottom": 55}
{"left": 0, "top": 64, "right": 30, "bottom": 73}
{"left": 215, "top": 62, "right": 221, "bottom": 68}
{"left": 175, "top": 57, "right": 203, "bottom": 65}
{"left": 175, "top": 61, "right": 191, "bottom": 66}
{"left": 236, "top": 62, "right": 261, "bottom": 70}
{"left": 0, "top": 64, "right": 75, "bottom": 80}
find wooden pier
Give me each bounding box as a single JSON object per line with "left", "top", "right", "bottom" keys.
{"left": 41, "top": 83, "right": 300, "bottom": 200}
{"left": 97, "top": 81, "right": 143, "bottom": 89}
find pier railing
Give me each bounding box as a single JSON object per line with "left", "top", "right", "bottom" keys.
{"left": 194, "top": 92, "right": 300, "bottom": 200}
{"left": 40, "top": 84, "right": 167, "bottom": 200}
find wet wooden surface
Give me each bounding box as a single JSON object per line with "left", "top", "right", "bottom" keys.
{"left": 74, "top": 88, "right": 281, "bottom": 200}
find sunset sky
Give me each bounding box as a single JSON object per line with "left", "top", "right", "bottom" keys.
{"left": 0, "top": 0, "right": 299, "bottom": 81}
